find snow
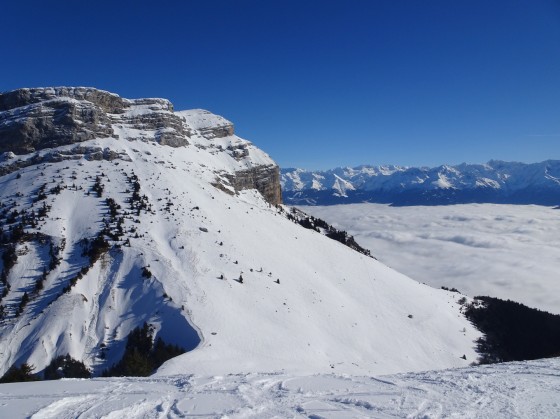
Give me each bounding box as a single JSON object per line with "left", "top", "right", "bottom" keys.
{"left": 332, "top": 175, "right": 355, "bottom": 197}
{"left": 177, "top": 109, "right": 232, "bottom": 131}
{"left": 475, "top": 177, "right": 501, "bottom": 188}
{"left": 0, "top": 101, "right": 482, "bottom": 379}
{"left": 281, "top": 160, "right": 560, "bottom": 204}
{"left": 300, "top": 203, "right": 560, "bottom": 314}
{"left": 432, "top": 174, "right": 453, "bottom": 189}
{"left": 1, "top": 92, "right": 559, "bottom": 417}
{"left": 0, "top": 357, "right": 558, "bottom": 418}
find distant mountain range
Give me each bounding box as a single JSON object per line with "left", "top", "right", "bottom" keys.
{"left": 281, "top": 160, "right": 560, "bottom": 206}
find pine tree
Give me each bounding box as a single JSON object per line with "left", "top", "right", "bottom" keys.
{"left": 103, "top": 323, "right": 185, "bottom": 377}
{"left": 16, "top": 292, "right": 30, "bottom": 316}
{"left": 0, "top": 363, "right": 38, "bottom": 383}
{"left": 44, "top": 355, "right": 91, "bottom": 380}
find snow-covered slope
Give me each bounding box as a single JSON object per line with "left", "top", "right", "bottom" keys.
{"left": 0, "top": 87, "right": 480, "bottom": 379}
{"left": 282, "top": 161, "right": 560, "bottom": 205}
{"left": 1, "top": 358, "right": 558, "bottom": 418}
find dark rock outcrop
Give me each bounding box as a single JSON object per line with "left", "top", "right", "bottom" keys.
{"left": 229, "top": 165, "right": 282, "bottom": 206}
{"left": 0, "top": 96, "right": 114, "bottom": 154}
{"left": 0, "top": 87, "right": 126, "bottom": 113}
{"left": 200, "top": 124, "right": 234, "bottom": 140}
{"left": 0, "top": 87, "right": 188, "bottom": 153}
{"left": 0, "top": 146, "right": 131, "bottom": 176}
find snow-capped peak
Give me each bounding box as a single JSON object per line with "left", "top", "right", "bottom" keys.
{"left": 282, "top": 160, "right": 560, "bottom": 206}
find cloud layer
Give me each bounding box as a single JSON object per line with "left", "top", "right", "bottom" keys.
{"left": 301, "top": 204, "right": 560, "bottom": 314}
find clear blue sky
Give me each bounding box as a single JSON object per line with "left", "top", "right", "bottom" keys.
{"left": 2, "top": 0, "right": 559, "bottom": 169}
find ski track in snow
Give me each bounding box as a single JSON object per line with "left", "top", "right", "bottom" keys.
{"left": 300, "top": 203, "right": 560, "bottom": 314}
{"left": 0, "top": 358, "right": 558, "bottom": 418}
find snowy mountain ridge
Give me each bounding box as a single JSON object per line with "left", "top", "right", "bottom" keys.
{"left": 0, "top": 87, "right": 481, "bottom": 380}
{"left": 0, "top": 87, "right": 281, "bottom": 205}
{"left": 282, "top": 160, "right": 560, "bottom": 206}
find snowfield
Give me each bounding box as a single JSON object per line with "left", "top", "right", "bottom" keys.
{"left": 0, "top": 357, "right": 558, "bottom": 418}
{"left": 300, "top": 203, "right": 560, "bottom": 314}
{"left": 0, "top": 91, "right": 481, "bottom": 380}
{"left": 0, "top": 138, "right": 481, "bottom": 377}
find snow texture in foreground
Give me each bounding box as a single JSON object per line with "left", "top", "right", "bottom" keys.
{"left": 0, "top": 358, "right": 558, "bottom": 418}
{"left": 300, "top": 203, "right": 560, "bottom": 314}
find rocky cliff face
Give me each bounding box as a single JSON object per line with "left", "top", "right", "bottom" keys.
{"left": 0, "top": 87, "right": 281, "bottom": 205}
{"left": 0, "top": 87, "right": 187, "bottom": 153}
{"left": 178, "top": 109, "right": 234, "bottom": 139}
{"left": 228, "top": 165, "right": 282, "bottom": 206}
{"left": 0, "top": 87, "right": 127, "bottom": 113}
{"left": 0, "top": 88, "right": 115, "bottom": 154}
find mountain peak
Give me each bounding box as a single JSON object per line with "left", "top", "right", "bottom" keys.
{"left": 0, "top": 87, "right": 281, "bottom": 205}
{"left": 0, "top": 87, "right": 480, "bottom": 378}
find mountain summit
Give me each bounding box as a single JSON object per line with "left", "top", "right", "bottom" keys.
{"left": 0, "top": 87, "right": 281, "bottom": 205}
{"left": 0, "top": 87, "right": 479, "bottom": 378}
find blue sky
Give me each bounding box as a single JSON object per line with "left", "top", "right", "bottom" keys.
{"left": 2, "top": 0, "right": 559, "bottom": 169}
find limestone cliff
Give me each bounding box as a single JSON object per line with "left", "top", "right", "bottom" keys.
{"left": 228, "top": 165, "right": 282, "bottom": 207}
{"left": 0, "top": 87, "right": 282, "bottom": 205}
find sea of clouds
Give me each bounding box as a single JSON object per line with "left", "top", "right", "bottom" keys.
{"left": 300, "top": 204, "right": 560, "bottom": 314}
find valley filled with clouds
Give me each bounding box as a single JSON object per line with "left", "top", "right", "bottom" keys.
{"left": 301, "top": 203, "right": 560, "bottom": 314}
